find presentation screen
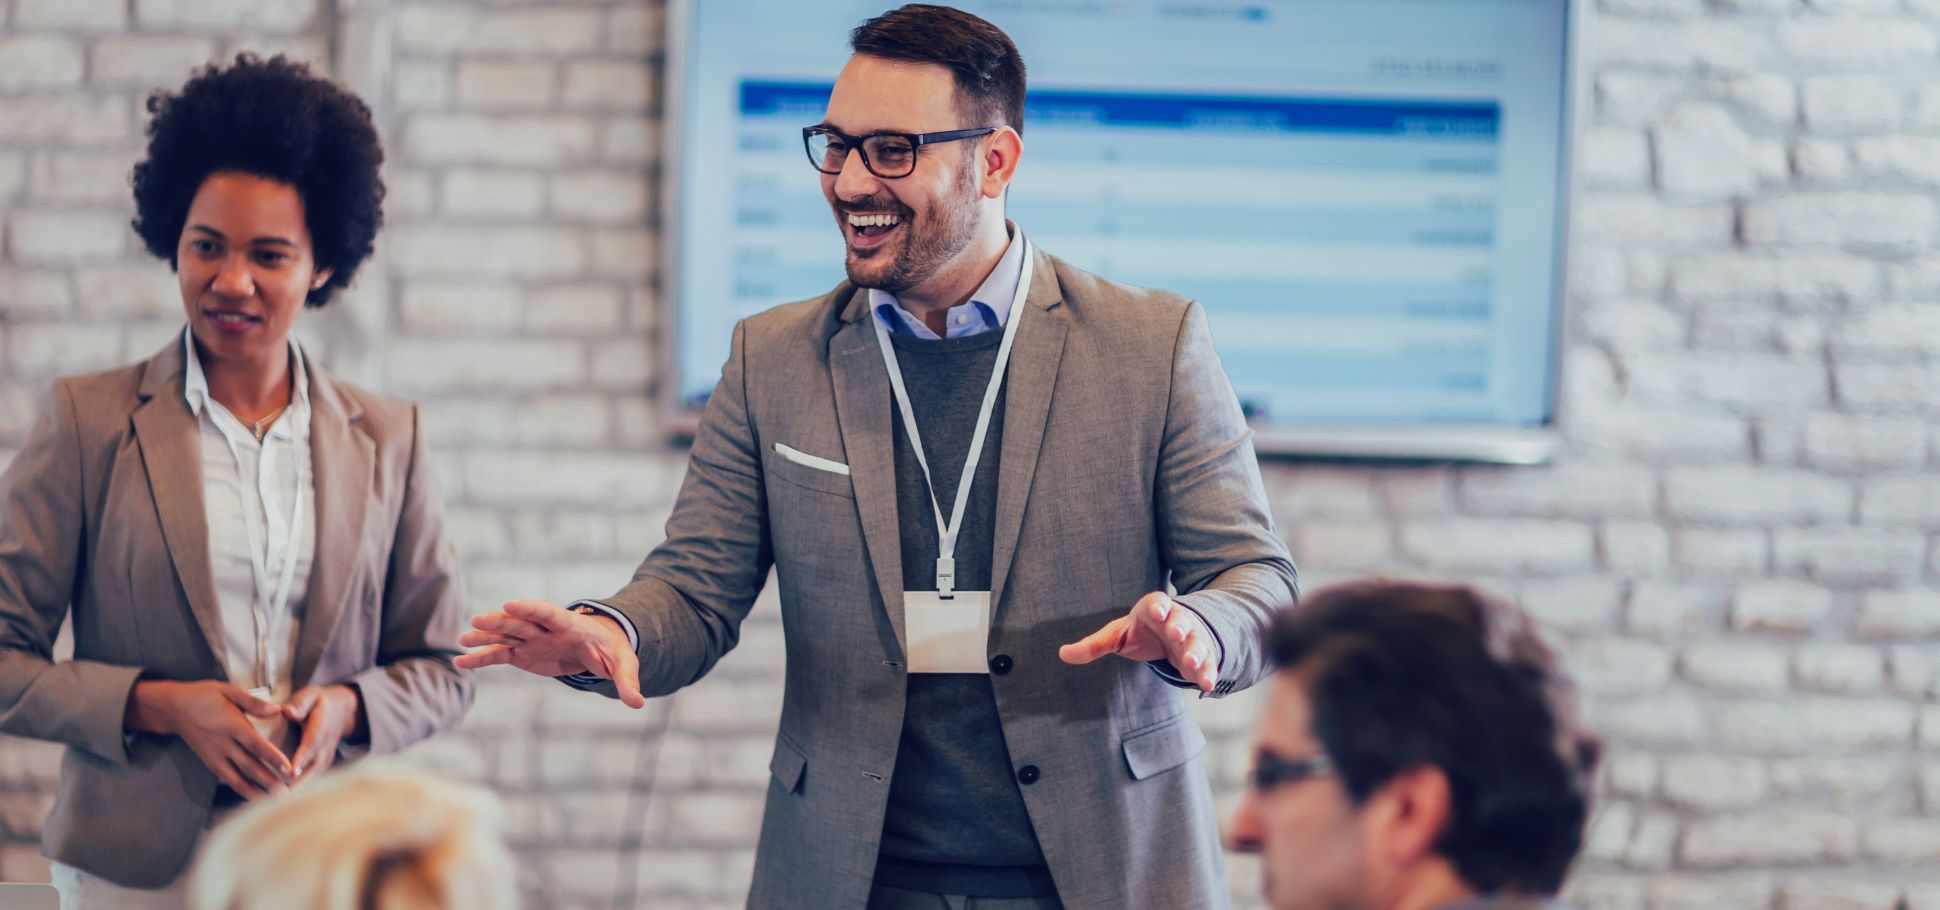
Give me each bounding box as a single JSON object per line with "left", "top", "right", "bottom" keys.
{"left": 666, "top": 0, "right": 1577, "bottom": 462}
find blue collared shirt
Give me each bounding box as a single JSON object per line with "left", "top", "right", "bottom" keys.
{"left": 869, "top": 230, "right": 1026, "bottom": 340}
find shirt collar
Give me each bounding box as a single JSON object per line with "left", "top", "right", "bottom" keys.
{"left": 871, "top": 225, "right": 1027, "bottom": 339}
{"left": 181, "top": 325, "right": 312, "bottom": 434}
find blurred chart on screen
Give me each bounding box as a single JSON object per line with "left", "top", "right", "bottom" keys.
{"left": 677, "top": 1, "right": 1569, "bottom": 430}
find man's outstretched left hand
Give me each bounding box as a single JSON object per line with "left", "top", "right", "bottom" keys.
{"left": 1058, "top": 592, "right": 1217, "bottom": 692}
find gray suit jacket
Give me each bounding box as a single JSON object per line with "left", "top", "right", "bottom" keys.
{"left": 0, "top": 339, "right": 474, "bottom": 887}
{"left": 579, "top": 248, "right": 1297, "bottom": 908}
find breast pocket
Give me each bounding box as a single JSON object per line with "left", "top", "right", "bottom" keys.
{"left": 770, "top": 730, "right": 808, "bottom": 795}
{"left": 765, "top": 442, "right": 854, "bottom": 500}
{"left": 1121, "top": 713, "right": 1208, "bottom": 781}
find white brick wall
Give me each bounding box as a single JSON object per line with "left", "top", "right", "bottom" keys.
{"left": 0, "top": 0, "right": 1937, "bottom": 907}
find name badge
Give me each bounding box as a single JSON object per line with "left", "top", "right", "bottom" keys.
{"left": 905, "top": 590, "right": 992, "bottom": 673}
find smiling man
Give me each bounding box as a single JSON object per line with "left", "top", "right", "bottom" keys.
{"left": 1229, "top": 581, "right": 1602, "bottom": 910}
{"left": 458, "top": 5, "right": 1295, "bottom": 908}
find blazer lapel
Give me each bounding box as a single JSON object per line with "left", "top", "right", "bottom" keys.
{"left": 990, "top": 249, "right": 1067, "bottom": 619}
{"left": 130, "top": 343, "right": 229, "bottom": 674}
{"left": 289, "top": 362, "right": 372, "bottom": 690}
{"left": 828, "top": 286, "right": 909, "bottom": 658}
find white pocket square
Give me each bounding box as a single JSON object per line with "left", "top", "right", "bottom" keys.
{"left": 774, "top": 442, "right": 850, "bottom": 476}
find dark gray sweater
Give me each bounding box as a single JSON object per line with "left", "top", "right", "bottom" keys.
{"left": 872, "top": 330, "right": 1055, "bottom": 899}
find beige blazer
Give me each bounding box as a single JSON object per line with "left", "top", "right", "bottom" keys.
{"left": 0, "top": 338, "right": 474, "bottom": 888}
{"left": 573, "top": 247, "right": 1298, "bottom": 908}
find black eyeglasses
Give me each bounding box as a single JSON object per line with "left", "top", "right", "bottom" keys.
{"left": 1250, "top": 751, "right": 1335, "bottom": 792}
{"left": 802, "top": 125, "right": 997, "bottom": 179}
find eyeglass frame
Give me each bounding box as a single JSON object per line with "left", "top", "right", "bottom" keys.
{"left": 1250, "top": 750, "right": 1335, "bottom": 792}
{"left": 801, "top": 125, "right": 999, "bottom": 179}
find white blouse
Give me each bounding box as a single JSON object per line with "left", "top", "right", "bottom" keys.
{"left": 180, "top": 328, "right": 317, "bottom": 700}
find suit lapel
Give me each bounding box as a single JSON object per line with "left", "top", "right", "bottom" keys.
{"left": 990, "top": 249, "right": 1067, "bottom": 620}
{"left": 828, "top": 287, "right": 909, "bottom": 658}
{"left": 289, "top": 362, "right": 372, "bottom": 690}
{"left": 130, "top": 343, "right": 229, "bottom": 674}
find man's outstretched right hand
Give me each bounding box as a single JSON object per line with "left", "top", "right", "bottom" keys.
{"left": 455, "top": 600, "right": 647, "bottom": 708}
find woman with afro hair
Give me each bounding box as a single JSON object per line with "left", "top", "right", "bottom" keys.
{"left": 0, "top": 54, "right": 473, "bottom": 908}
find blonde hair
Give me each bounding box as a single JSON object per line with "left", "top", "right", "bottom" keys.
{"left": 190, "top": 762, "right": 518, "bottom": 910}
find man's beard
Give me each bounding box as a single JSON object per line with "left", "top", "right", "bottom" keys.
{"left": 841, "top": 161, "right": 981, "bottom": 293}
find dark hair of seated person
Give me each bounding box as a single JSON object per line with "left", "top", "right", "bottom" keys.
{"left": 131, "top": 52, "right": 385, "bottom": 308}
{"left": 1271, "top": 581, "right": 1603, "bottom": 895}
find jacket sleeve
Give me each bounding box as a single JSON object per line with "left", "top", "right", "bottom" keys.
{"left": 565, "top": 319, "right": 775, "bottom": 700}
{"left": 0, "top": 382, "right": 143, "bottom": 764}
{"left": 1152, "top": 301, "right": 1299, "bottom": 697}
{"left": 344, "top": 405, "right": 475, "bottom": 753}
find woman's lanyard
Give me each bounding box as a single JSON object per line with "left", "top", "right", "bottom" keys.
{"left": 869, "top": 238, "right": 1034, "bottom": 598}
{"left": 214, "top": 411, "right": 306, "bottom": 692}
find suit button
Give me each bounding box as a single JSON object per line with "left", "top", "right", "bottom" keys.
{"left": 989, "top": 654, "right": 1013, "bottom": 675}
{"left": 1017, "top": 765, "right": 1040, "bottom": 785}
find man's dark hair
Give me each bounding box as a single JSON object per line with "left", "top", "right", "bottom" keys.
{"left": 850, "top": 4, "right": 1028, "bottom": 135}
{"left": 1271, "top": 581, "right": 1602, "bottom": 895}
{"left": 131, "top": 53, "right": 385, "bottom": 308}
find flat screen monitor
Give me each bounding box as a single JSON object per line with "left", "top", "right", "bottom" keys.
{"left": 664, "top": 0, "right": 1579, "bottom": 463}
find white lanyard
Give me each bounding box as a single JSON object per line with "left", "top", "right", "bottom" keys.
{"left": 871, "top": 238, "right": 1034, "bottom": 597}
{"left": 213, "top": 412, "right": 305, "bottom": 691}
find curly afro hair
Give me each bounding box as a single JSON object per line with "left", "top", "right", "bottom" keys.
{"left": 131, "top": 53, "right": 385, "bottom": 308}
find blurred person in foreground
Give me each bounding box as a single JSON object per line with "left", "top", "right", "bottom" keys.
{"left": 1228, "top": 581, "right": 1602, "bottom": 910}
{"left": 190, "top": 762, "right": 517, "bottom": 910}
{"left": 0, "top": 54, "right": 471, "bottom": 907}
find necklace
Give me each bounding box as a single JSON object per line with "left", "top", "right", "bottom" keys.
{"left": 249, "top": 404, "right": 288, "bottom": 442}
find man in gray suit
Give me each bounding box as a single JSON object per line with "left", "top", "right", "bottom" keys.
{"left": 457, "top": 5, "right": 1295, "bottom": 907}
{"left": 1226, "top": 581, "right": 1601, "bottom": 910}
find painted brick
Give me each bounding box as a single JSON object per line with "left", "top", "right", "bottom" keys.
{"left": 1681, "top": 642, "right": 1789, "bottom": 693}
{"left": 404, "top": 115, "right": 598, "bottom": 167}
{"left": 0, "top": 36, "right": 83, "bottom": 90}
{"left": 1673, "top": 528, "right": 1768, "bottom": 577}
{"left": 1655, "top": 103, "right": 1787, "bottom": 201}
{"left": 1743, "top": 194, "right": 1940, "bottom": 252}
{"left": 135, "top": 0, "right": 319, "bottom": 31}
{"left": 1793, "top": 644, "right": 1884, "bottom": 694}
{"left": 441, "top": 168, "right": 546, "bottom": 218}
{"left": 6, "top": 210, "right": 125, "bottom": 265}
{"left": 1856, "top": 589, "right": 1940, "bottom": 639}
{"left": 90, "top": 36, "right": 217, "bottom": 87}
{"left": 455, "top": 60, "right": 556, "bottom": 110}
{"left": 562, "top": 61, "right": 656, "bottom": 110}
{"left": 1663, "top": 467, "right": 1848, "bottom": 525}
{"left": 0, "top": 95, "right": 129, "bottom": 144}
{"left": 1662, "top": 754, "right": 1770, "bottom": 810}
{"left": 1714, "top": 698, "right": 1916, "bottom": 753}
{"left": 1399, "top": 519, "right": 1596, "bottom": 574}
{"left": 15, "top": 0, "right": 125, "bottom": 28}
{"left": 395, "top": 6, "right": 603, "bottom": 56}
{"left": 1773, "top": 528, "right": 1926, "bottom": 585}
{"left": 389, "top": 224, "right": 586, "bottom": 279}
{"left": 1802, "top": 75, "right": 1903, "bottom": 133}
{"left": 1458, "top": 463, "right": 1658, "bottom": 519}
{"left": 1729, "top": 581, "right": 1834, "bottom": 635}
{"left": 1681, "top": 812, "right": 1858, "bottom": 867}
{"left": 550, "top": 171, "right": 652, "bottom": 224}
{"left": 527, "top": 283, "right": 626, "bottom": 334}
{"left": 1777, "top": 17, "right": 1937, "bottom": 63}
